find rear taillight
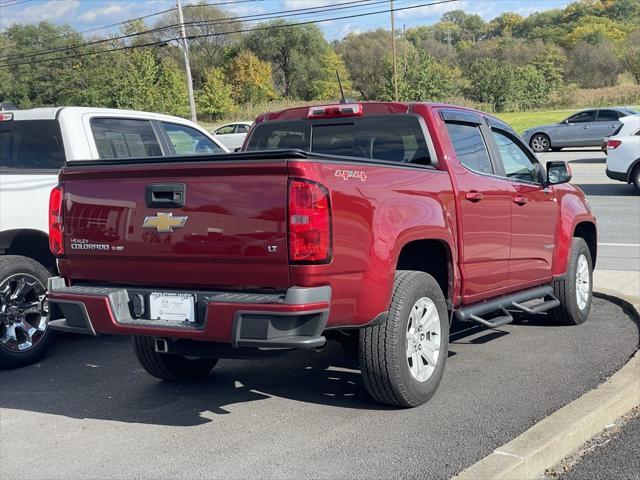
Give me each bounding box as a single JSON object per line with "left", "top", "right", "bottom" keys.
{"left": 49, "top": 185, "right": 64, "bottom": 255}
{"left": 288, "top": 179, "right": 331, "bottom": 263}
{"left": 607, "top": 139, "right": 622, "bottom": 150}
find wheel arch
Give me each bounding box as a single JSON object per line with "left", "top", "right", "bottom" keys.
{"left": 0, "top": 229, "right": 56, "bottom": 274}
{"left": 573, "top": 221, "right": 597, "bottom": 268}
{"left": 625, "top": 157, "right": 640, "bottom": 183}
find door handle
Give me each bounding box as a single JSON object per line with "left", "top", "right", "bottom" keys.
{"left": 465, "top": 191, "right": 483, "bottom": 202}
{"left": 513, "top": 194, "right": 528, "bottom": 205}
{"left": 583, "top": 126, "right": 589, "bottom": 129}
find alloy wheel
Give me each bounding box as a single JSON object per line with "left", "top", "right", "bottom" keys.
{"left": 0, "top": 274, "right": 48, "bottom": 352}
{"left": 406, "top": 297, "right": 441, "bottom": 382}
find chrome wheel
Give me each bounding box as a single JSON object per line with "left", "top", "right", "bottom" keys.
{"left": 406, "top": 297, "right": 441, "bottom": 382}
{"left": 531, "top": 134, "right": 550, "bottom": 152}
{"left": 575, "top": 254, "right": 590, "bottom": 311}
{"left": 0, "top": 274, "right": 48, "bottom": 352}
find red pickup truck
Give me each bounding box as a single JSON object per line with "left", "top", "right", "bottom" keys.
{"left": 46, "top": 102, "right": 596, "bottom": 407}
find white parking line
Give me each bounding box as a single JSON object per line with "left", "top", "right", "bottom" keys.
{"left": 598, "top": 243, "right": 640, "bottom": 248}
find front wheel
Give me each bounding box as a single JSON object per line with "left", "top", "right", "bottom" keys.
{"left": 359, "top": 271, "right": 449, "bottom": 407}
{"left": 530, "top": 133, "right": 551, "bottom": 152}
{"left": 550, "top": 238, "right": 593, "bottom": 325}
{"left": 133, "top": 336, "right": 218, "bottom": 381}
{"left": 0, "top": 256, "right": 54, "bottom": 369}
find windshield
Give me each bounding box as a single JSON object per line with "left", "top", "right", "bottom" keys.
{"left": 245, "top": 115, "right": 431, "bottom": 165}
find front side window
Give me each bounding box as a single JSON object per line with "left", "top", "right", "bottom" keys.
{"left": 91, "top": 118, "right": 162, "bottom": 159}
{"left": 566, "top": 111, "right": 596, "bottom": 124}
{"left": 161, "top": 123, "right": 222, "bottom": 155}
{"left": 236, "top": 124, "right": 249, "bottom": 134}
{"left": 492, "top": 129, "right": 539, "bottom": 183}
{"left": 0, "top": 120, "right": 65, "bottom": 171}
{"left": 444, "top": 122, "right": 493, "bottom": 174}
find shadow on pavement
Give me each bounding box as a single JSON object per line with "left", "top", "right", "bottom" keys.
{"left": 567, "top": 158, "right": 605, "bottom": 164}
{"left": 575, "top": 183, "right": 638, "bottom": 196}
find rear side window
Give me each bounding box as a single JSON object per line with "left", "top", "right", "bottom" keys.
{"left": 444, "top": 122, "right": 493, "bottom": 174}
{"left": 160, "top": 123, "right": 222, "bottom": 155}
{"left": 245, "top": 115, "right": 431, "bottom": 165}
{"left": 0, "top": 120, "right": 65, "bottom": 171}
{"left": 597, "top": 110, "right": 622, "bottom": 122}
{"left": 91, "top": 118, "right": 162, "bottom": 159}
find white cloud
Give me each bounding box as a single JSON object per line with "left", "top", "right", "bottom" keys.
{"left": 338, "top": 22, "right": 361, "bottom": 37}
{"left": 1, "top": 0, "right": 80, "bottom": 29}
{"left": 396, "top": 1, "right": 462, "bottom": 20}
{"left": 78, "top": 3, "right": 126, "bottom": 23}
{"left": 284, "top": 0, "right": 343, "bottom": 8}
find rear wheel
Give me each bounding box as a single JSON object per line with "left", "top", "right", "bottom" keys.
{"left": 0, "top": 256, "right": 53, "bottom": 369}
{"left": 632, "top": 165, "right": 640, "bottom": 191}
{"left": 550, "top": 238, "right": 593, "bottom": 325}
{"left": 359, "top": 271, "right": 449, "bottom": 407}
{"left": 132, "top": 336, "right": 218, "bottom": 381}
{"left": 530, "top": 134, "right": 551, "bottom": 152}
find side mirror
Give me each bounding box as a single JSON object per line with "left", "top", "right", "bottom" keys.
{"left": 561, "top": 119, "right": 569, "bottom": 125}
{"left": 234, "top": 147, "right": 242, "bottom": 152}
{"left": 546, "top": 161, "right": 572, "bottom": 185}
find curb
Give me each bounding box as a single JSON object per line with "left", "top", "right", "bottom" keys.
{"left": 453, "top": 289, "right": 640, "bottom": 480}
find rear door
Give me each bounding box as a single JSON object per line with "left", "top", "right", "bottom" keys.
{"left": 441, "top": 113, "right": 512, "bottom": 302}
{"left": 593, "top": 109, "right": 624, "bottom": 142}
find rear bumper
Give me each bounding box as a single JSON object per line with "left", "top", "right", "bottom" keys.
{"left": 46, "top": 277, "right": 330, "bottom": 349}
{"left": 605, "top": 168, "right": 627, "bottom": 182}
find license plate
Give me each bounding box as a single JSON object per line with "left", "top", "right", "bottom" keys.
{"left": 149, "top": 292, "right": 196, "bottom": 323}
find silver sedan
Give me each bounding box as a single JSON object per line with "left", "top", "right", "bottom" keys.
{"left": 522, "top": 107, "right": 638, "bottom": 152}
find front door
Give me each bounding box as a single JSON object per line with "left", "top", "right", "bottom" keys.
{"left": 489, "top": 128, "right": 559, "bottom": 286}
{"left": 442, "top": 118, "right": 512, "bottom": 303}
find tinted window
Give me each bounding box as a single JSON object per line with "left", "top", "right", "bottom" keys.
{"left": 444, "top": 122, "right": 493, "bottom": 174}
{"left": 161, "top": 123, "right": 221, "bottom": 155}
{"left": 215, "top": 125, "right": 235, "bottom": 135}
{"left": 91, "top": 118, "right": 162, "bottom": 159}
{"left": 0, "top": 120, "right": 65, "bottom": 171}
{"left": 236, "top": 124, "right": 249, "bottom": 133}
{"left": 596, "top": 110, "right": 621, "bottom": 121}
{"left": 492, "top": 130, "right": 539, "bottom": 183}
{"left": 246, "top": 116, "right": 430, "bottom": 165}
{"left": 567, "top": 111, "right": 596, "bottom": 123}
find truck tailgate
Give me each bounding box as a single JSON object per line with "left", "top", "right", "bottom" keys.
{"left": 58, "top": 160, "right": 289, "bottom": 290}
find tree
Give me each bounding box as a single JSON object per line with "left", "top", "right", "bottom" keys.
{"left": 389, "top": 52, "right": 463, "bottom": 102}
{"left": 225, "top": 50, "right": 275, "bottom": 104}
{"left": 335, "top": 29, "right": 392, "bottom": 100}
{"left": 196, "top": 67, "right": 234, "bottom": 119}
{"left": 532, "top": 44, "right": 566, "bottom": 94}
{"left": 565, "top": 40, "right": 622, "bottom": 87}
{"left": 485, "top": 12, "right": 524, "bottom": 38}
{"left": 465, "top": 59, "right": 514, "bottom": 111}
{"left": 566, "top": 15, "right": 626, "bottom": 46}
{"left": 441, "top": 10, "right": 485, "bottom": 42}
{"left": 244, "top": 20, "right": 329, "bottom": 99}
{"left": 309, "top": 50, "right": 353, "bottom": 100}
{"left": 623, "top": 30, "right": 640, "bottom": 84}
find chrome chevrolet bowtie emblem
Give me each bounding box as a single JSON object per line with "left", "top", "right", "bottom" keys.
{"left": 142, "top": 212, "right": 188, "bottom": 232}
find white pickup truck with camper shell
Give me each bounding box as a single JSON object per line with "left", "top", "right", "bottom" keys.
{"left": 0, "top": 106, "right": 227, "bottom": 368}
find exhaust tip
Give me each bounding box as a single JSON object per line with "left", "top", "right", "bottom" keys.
{"left": 155, "top": 338, "right": 168, "bottom": 353}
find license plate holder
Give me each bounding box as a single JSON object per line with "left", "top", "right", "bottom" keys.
{"left": 148, "top": 292, "right": 196, "bottom": 324}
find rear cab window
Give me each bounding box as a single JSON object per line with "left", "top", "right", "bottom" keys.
{"left": 0, "top": 119, "right": 65, "bottom": 172}
{"left": 245, "top": 115, "right": 432, "bottom": 166}
{"left": 90, "top": 118, "right": 163, "bottom": 159}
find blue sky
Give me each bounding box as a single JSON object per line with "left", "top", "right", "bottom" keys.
{"left": 0, "top": 0, "right": 573, "bottom": 40}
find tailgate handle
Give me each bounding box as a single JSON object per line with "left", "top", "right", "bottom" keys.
{"left": 146, "top": 183, "right": 186, "bottom": 208}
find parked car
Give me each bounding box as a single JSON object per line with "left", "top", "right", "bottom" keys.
{"left": 212, "top": 122, "right": 252, "bottom": 150}
{"left": 0, "top": 106, "right": 226, "bottom": 369}
{"left": 522, "top": 107, "right": 639, "bottom": 152}
{"left": 46, "top": 102, "right": 596, "bottom": 407}
{"left": 605, "top": 114, "right": 640, "bottom": 190}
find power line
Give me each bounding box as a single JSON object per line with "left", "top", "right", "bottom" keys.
{"left": 0, "top": 0, "right": 34, "bottom": 7}
{"left": 1, "top": 0, "right": 379, "bottom": 62}
{"left": 0, "top": 0, "right": 458, "bottom": 69}
{"left": 0, "top": 0, "right": 260, "bottom": 54}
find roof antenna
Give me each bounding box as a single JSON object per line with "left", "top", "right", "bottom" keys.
{"left": 336, "top": 70, "right": 347, "bottom": 104}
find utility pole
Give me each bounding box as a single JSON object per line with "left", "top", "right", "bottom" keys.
{"left": 176, "top": 0, "right": 197, "bottom": 122}
{"left": 390, "top": 0, "right": 398, "bottom": 101}
{"left": 403, "top": 24, "right": 407, "bottom": 76}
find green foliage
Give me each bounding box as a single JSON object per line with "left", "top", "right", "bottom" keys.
{"left": 308, "top": 50, "right": 353, "bottom": 101}
{"left": 565, "top": 40, "right": 622, "bottom": 87}
{"left": 196, "top": 67, "right": 234, "bottom": 120}
{"left": 388, "top": 52, "right": 463, "bottom": 102}
{"left": 623, "top": 30, "right": 640, "bottom": 84}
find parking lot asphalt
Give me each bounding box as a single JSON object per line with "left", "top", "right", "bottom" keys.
{"left": 1, "top": 297, "right": 637, "bottom": 480}
{"left": 538, "top": 148, "right": 640, "bottom": 272}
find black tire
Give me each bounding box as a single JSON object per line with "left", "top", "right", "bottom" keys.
{"left": 132, "top": 336, "right": 218, "bottom": 381}
{"left": 358, "top": 271, "right": 449, "bottom": 407}
{"left": 632, "top": 165, "right": 640, "bottom": 191}
{"left": 530, "top": 133, "right": 551, "bottom": 152}
{"left": 0, "top": 256, "right": 54, "bottom": 369}
{"left": 550, "top": 238, "right": 593, "bottom": 325}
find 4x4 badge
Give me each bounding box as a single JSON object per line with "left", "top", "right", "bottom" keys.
{"left": 142, "top": 212, "right": 188, "bottom": 233}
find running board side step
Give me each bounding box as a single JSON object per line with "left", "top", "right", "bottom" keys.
{"left": 455, "top": 286, "right": 558, "bottom": 329}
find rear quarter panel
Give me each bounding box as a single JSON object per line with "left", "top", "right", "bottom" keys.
{"left": 288, "top": 159, "right": 457, "bottom": 328}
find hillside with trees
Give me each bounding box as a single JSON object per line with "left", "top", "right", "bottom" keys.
{"left": 0, "top": 0, "right": 639, "bottom": 120}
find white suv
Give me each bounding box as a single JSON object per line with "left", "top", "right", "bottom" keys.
{"left": 0, "top": 107, "right": 227, "bottom": 368}
{"left": 605, "top": 114, "right": 640, "bottom": 190}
